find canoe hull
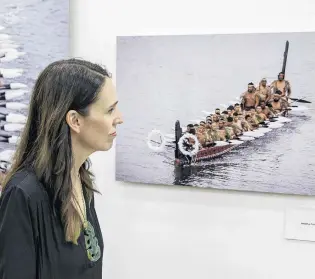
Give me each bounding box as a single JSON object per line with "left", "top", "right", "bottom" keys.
{"left": 196, "top": 144, "right": 237, "bottom": 160}
{"left": 175, "top": 141, "right": 238, "bottom": 166}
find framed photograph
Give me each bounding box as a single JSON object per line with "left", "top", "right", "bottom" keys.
{"left": 116, "top": 32, "right": 314, "bottom": 196}
{"left": 0, "top": 0, "right": 69, "bottom": 189}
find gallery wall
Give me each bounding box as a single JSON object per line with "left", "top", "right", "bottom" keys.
{"left": 71, "top": 0, "right": 315, "bottom": 278}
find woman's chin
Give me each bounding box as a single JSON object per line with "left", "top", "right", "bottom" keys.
{"left": 101, "top": 140, "right": 114, "bottom": 151}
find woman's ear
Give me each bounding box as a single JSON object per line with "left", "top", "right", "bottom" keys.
{"left": 66, "top": 110, "right": 81, "bottom": 133}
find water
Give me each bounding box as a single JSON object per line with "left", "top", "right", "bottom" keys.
{"left": 116, "top": 32, "right": 315, "bottom": 196}
{"left": 0, "top": 0, "right": 68, "bottom": 151}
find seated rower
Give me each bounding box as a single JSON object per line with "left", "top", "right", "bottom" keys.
{"left": 186, "top": 124, "right": 194, "bottom": 134}
{"left": 232, "top": 112, "right": 244, "bottom": 134}
{"left": 217, "top": 119, "right": 233, "bottom": 141}
{"left": 199, "top": 121, "right": 206, "bottom": 127}
{"left": 214, "top": 108, "right": 221, "bottom": 116}
{"left": 249, "top": 108, "right": 261, "bottom": 127}
{"left": 226, "top": 116, "right": 241, "bottom": 137}
{"left": 226, "top": 105, "right": 235, "bottom": 117}
{"left": 260, "top": 101, "right": 274, "bottom": 119}
{"left": 211, "top": 114, "right": 220, "bottom": 128}
{"left": 206, "top": 116, "right": 213, "bottom": 126}
{"left": 241, "top": 116, "right": 253, "bottom": 131}
{"left": 245, "top": 113, "right": 259, "bottom": 129}
{"left": 221, "top": 110, "right": 229, "bottom": 121}
{"left": 203, "top": 123, "right": 215, "bottom": 147}
{"left": 195, "top": 121, "right": 210, "bottom": 148}
{"left": 269, "top": 91, "right": 288, "bottom": 114}
{"left": 209, "top": 125, "right": 221, "bottom": 142}
{"left": 234, "top": 103, "right": 243, "bottom": 115}
{"left": 255, "top": 106, "right": 268, "bottom": 122}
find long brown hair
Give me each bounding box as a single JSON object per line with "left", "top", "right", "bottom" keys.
{"left": 2, "top": 58, "right": 111, "bottom": 244}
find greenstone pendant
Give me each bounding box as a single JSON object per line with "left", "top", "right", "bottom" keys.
{"left": 84, "top": 220, "right": 101, "bottom": 262}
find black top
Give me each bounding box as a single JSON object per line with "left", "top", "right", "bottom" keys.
{"left": 0, "top": 168, "right": 103, "bottom": 279}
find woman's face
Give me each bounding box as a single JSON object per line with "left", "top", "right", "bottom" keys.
{"left": 75, "top": 78, "right": 123, "bottom": 153}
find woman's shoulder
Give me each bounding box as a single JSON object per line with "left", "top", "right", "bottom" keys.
{"left": 1, "top": 168, "right": 47, "bottom": 204}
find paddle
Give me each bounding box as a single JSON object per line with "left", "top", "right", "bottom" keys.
{"left": 289, "top": 98, "right": 311, "bottom": 104}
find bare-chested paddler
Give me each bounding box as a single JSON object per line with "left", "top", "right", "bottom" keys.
{"left": 217, "top": 119, "right": 232, "bottom": 141}
{"left": 246, "top": 110, "right": 260, "bottom": 129}
{"left": 241, "top": 115, "right": 252, "bottom": 131}
{"left": 214, "top": 108, "right": 221, "bottom": 116}
{"left": 232, "top": 112, "right": 244, "bottom": 132}
{"left": 221, "top": 111, "right": 229, "bottom": 121}
{"left": 240, "top": 82, "right": 257, "bottom": 111}
{"left": 234, "top": 103, "right": 243, "bottom": 115}
{"left": 255, "top": 78, "right": 271, "bottom": 106}
{"left": 226, "top": 105, "right": 235, "bottom": 116}
{"left": 226, "top": 116, "right": 241, "bottom": 137}
{"left": 270, "top": 72, "right": 292, "bottom": 99}
{"left": 211, "top": 114, "right": 220, "bottom": 128}
{"left": 203, "top": 123, "right": 215, "bottom": 147}
{"left": 260, "top": 101, "right": 274, "bottom": 119}
{"left": 255, "top": 106, "right": 268, "bottom": 122}
{"left": 244, "top": 114, "right": 256, "bottom": 130}
{"left": 196, "top": 121, "right": 208, "bottom": 147}
{"left": 270, "top": 91, "right": 287, "bottom": 114}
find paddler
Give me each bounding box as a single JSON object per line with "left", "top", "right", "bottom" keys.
{"left": 203, "top": 123, "right": 215, "bottom": 147}
{"left": 247, "top": 111, "right": 260, "bottom": 129}
{"left": 232, "top": 112, "right": 244, "bottom": 133}
{"left": 221, "top": 110, "right": 229, "bottom": 121}
{"left": 270, "top": 72, "right": 292, "bottom": 99}
{"left": 206, "top": 116, "right": 212, "bottom": 125}
{"left": 255, "top": 78, "right": 271, "bottom": 106}
{"left": 225, "top": 116, "right": 240, "bottom": 137}
{"left": 255, "top": 106, "right": 268, "bottom": 122}
{"left": 211, "top": 114, "right": 220, "bottom": 128}
{"left": 209, "top": 124, "right": 221, "bottom": 142}
{"left": 196, "top": 121, "right": 214, "bottom": 148}
{"left": 241, "top": 115, "right": 252, "bottom": 131}
{"left": 226, "top": 105, "right": 235, "bottom": 118}
{"left": 234, "top": 103, "right": 243, "bottom": 115}
{"left": 196, "top": 122, "right": 207, "bottom": 147}
{"left": 250, "top": 109, "right": 261, "bottom": 127}
{"left": 260, "top": 101, "right": 275, "bottom": 119}
{"left": 242, "top": 115, "right": 253, "bottom": 131}
{"left": 269, "top": 91, "right": 287, "bottom": 113}
{"left": 217, "top": 119, "right": 232, "bottom": 141}
{"left": 214, "top": 108, "right": 221, "bottom": 115}
{"left": 240, "top": 82, "right": 257, "bottom": 111}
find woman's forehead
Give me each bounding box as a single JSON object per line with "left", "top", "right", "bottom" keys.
{"left": 96, "top": 78, "right": 117, "bottom": 107}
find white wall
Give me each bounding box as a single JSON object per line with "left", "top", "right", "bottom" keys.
{"left": 70, "top": 1, "right": 315, "bottom": 278}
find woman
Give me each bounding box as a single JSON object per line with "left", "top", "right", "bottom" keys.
{"left": 0, "top": 58, "right": 123, "bottom": 279}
